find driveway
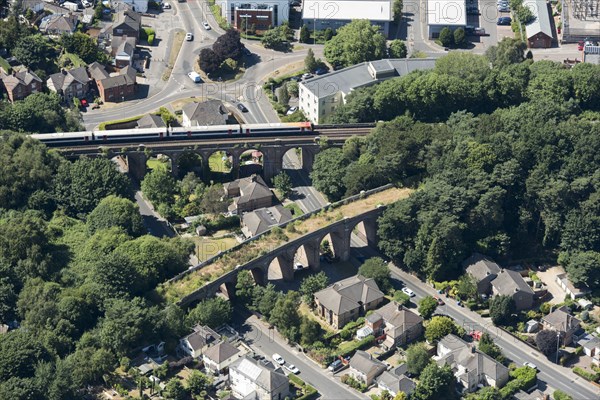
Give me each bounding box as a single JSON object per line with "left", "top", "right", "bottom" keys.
{"left": 537, "top": 266, "right": 568, "bottom": 304}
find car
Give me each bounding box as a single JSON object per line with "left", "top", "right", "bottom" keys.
{"left": 434, "top": 296, "right": 445, "bottom": 305}
{"left": 524, "top": 362, "right": 538, "bottom": 370}
{"left": 82, "top": 0, "right": 91, "bottom": 7}
{"left": 272, "top": 353, "right": 285, "bottom": 365}
{"left": 253, "top": 354, "right": 265, "bottom": 361}
{"left": 498, "top": 6, "right": 510, "bottom": 11}
{"left": 237, "top": 103, "right": 248, "bottom": 112}
{"left": 80, "top": 99, "right": 88, "bottom": 107}
{"left": 203, "top": 21, "right": 211, "bottom": 30}
{"left": 497, "top": 17, "right": 512, "bottom": 25}
{"left": 290, "top": 0, "right": 300, "bottom": 5}
{"left": 301, "top": 73, "right": 313, "bottom": 80}
{"left": 315, "top": 67, "right": 328, "bottom": 75}
{"left": 188, "top": 71, "right": 201, "bottom": 83}
{"left": 293, "top": 261, "right": 303, "bottom": 270}
{"left": 328, "top": 359, "right": 343, "bottom": 372}
{"left": 457, "top": 300, "right": 463, "bottom": 307}
{"left": 162, "top": 2, "right": 171, "bottom": 8}
{"left": 185, "top": 32, "right": 193, "bottom": 41}
{"left": 286, "top": 106, "right": 298, "bottom": 115}
{"left": 402, "top": 287, "right": 415, "bottom": 297}
{"left": 285, "top": 364, "right": 300, "bottom": 374}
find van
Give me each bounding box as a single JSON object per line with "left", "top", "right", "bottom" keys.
{"left": 188, "top": 71, "right": 201, "bottom": 83}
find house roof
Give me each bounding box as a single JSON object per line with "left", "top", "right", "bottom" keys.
{"left": 225, "top": 174, "right": 273, "bottom": 209}
{"left": 464, "top": 253, "right": 501, "bottom": 282}
{"left": 39, "top": 13, "right": 78, "bottom": 33}
{"left": 47, "top": 67, "right": 91, "bottom": 92}
{"left": 112, "top": 36, "right": 137, "bottom": 57}
{"left": 113, "top": 9, "right": 141, "bottom": 33}
{"left": 87, "top": 62, "right": 110, "bottom": 81}
{"left": 556, "top": 273, "right": 590, "bottom": 295}
{"left": 182, "top": 100, "right": 228, "bottom": 126}
{"left": 513, "top": 389, "right": 548, "bottom": 400}
{"left": 137, "top": 114, "right": 166, "bottom": 129}
{"left": 376, "top": 369, "right": 416, "bottom": 395}
{"left": 230, "top": 356, "right": 288, "bottom": 392}
{"left": 350, "top": 350, "right": 387, "bottom": 377}
{"left": 203, "top": 340, "right": 240, "bottom": 364}
{"left": 300, "top": 58, "right": 436, "bottom": 100}
{"left": 301, "top": 0, "right": 393, "bottom": 21}
{"left": 373, "top": 302, "right": 423, "bottom": 338}
{"left": 0, "top": 69, "right": 42, "bottom": 91}
{"left": 315, "top": 275, "right": 384, "bottom": 315}
{"left": 183, "top": 325, "right": 221, "bottom": 351}
{"left": 542, "top": 306, "right": 581, "bottom": 332}
{"left": 99, "top": 66, "right": 136, "bottom": 89}
{"left": 524, "top": 0, "right": 553, "bottom": 40}
{"left": 491, "top": 269, "right": 534, "bottom": 296}
{"left": 241, "top": 204, "right": 293, "bottom": 236}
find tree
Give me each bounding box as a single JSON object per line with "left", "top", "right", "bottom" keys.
{"left": 489, "top": 295, "right": 514, "bottom": 325}
{"left": 186, "top": 297, "right": 232, "bottom": 329}
{"left": 412, "top": 363, "right": 455, "bottom": 400}
{"left": 299, "top": 25, "right": 310, "bottom": 43}
{"left": 305, "top": 48, "right": 318, "bottom": 72}
{"left": 199, "top": 48, "right": 220, "bottom": 74}
{"left": 278, "top": 83, "right": 290, "bottom": 105}
{"left": 164, "top": 378, "right": 187, "bottom": 400}
{"left": 212, "top": 28, "right": 243, "bottom": 62}
{"left": 12, "top": 34, "right": 54, "bottom": 70}
{"left": 453, "top": 28, "right": 466, "bottom": 47}
{"left": 553, "top": 390, "right": 573, "bottom": 400}
{"left": 199, "top": 184, "right": 228, "bottom": 214}
{"left": 393, "top": 392, "right": 408, "bottom": 400}
{"left": 287, "top": 80, "right": 299, "bottom": 97}
{"left": 439, "top": 27, "right": 454, "bottom": 48}
{"left": 324, "top": 20, "right": 387, "bottom": 68}
{"left": 485, "top": 37, "right": 526, "bottom": 67}
{"left": 186, "top": 370, "right": 212, "bottom": 396}
{"left": 535, "top": 329, "right": 559, "bottom": 356}
{"left": 61, "top": 32, "right": 105, "bottom": 63}
{"left": 324, "top": 27, "right": 334, "bottom": 41}
{"left": 269, "top": 291, "right": 301, "bottom": 342}
{"left": 478, "top": 333, "right": 504, "bottom": 362}
{"left": 393, "top": 0, "right": 403, "bottom": 21}
{"left": 299, "top": 272, "right": 329, "bottom": 303}
{"left": 53, "top": 158, "right": 131, "bottom": 216}
{"left": 299, "top": 317, "right": 321, "bottom": 346}
{"left": 425, "top": 316, "right": 462, "bottom": 343}
{"left": 455, "top": 274, "right": 477, "bottom": 301}
{"left": 158, "top": 107, "right": 176, "bottom": 127}
{"left": 99, "top": 297, "right": 152, "bottom": 356}
{"left": 273, "top": 171, "right": 293, "bottom": 198}
{"left": 406, "top": 342, "right": 430, "bottom": 376}
{"left": 261, "top": 25, "right": 291, "bottom": 49}
{"left": 254, "top": 284, "right": 280, "bottom": 318}
{"left": 235, "top": 270, "right": 256, "bottom": 307}
{"left": 388, "top": 40, "right": 407, "bottom": 58}
{"left": 87, "top": 195, "right": 145, "bottom": 237}
{"left": 310, "top": 148, "right": 350, "bottom": 201}
{"left": 562, "top": 251, "right": 600, "bottom": 288}
{"left": 0, "top": 330, "right": 50, "bottom": 382}
{"left": 220, "top": 57, "right": 238, "bottom": 72}
{"left": 418, "top": 296, "right": 438, "bottom": 320}
{"left": 141, "top": 168, "right": 177, "bottom": 207}
{"left": 358, "top": 257, "right": 391, "bottom": 292}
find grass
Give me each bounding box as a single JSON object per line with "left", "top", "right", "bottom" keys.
{"left": 146, "top": 157, "right": 170, "bottom": 172}
{"left": 162, "top": 31, "right": 185, "bottom": 81}
{"left": 284, "top": 202, "right": 304, "bottom": 217}
{"left": 192, "top": 236, "right": 238, "bottom": 262}
{"left": 60, "top": 52, "right": 87, "bottom": 68}
{"left": 98, "top": 115, "right": 143, "bottom": 130}
{"left": 209, "top": 151, "right": 232, "bottom": 173}
{"left": 156, "top": 187, "right": 411, "bottom": 303}
{"left": 0, "top": 56, "right": 11, "bottom": 73}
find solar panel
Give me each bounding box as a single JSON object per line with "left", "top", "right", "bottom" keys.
{"left": 238, "top": 359, "right": 262, "bottom": 380}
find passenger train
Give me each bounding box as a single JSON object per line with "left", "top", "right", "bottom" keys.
{"left": 29, "top": 122, "right": 315, "bottom": 147}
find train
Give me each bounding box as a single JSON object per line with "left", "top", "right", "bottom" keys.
{"left": 29, "top": 122, "right": 314, "bottom": 147}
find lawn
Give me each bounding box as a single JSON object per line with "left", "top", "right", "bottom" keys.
{"left": 192, "top": 236, "right": 238, "bottom": 262}
{"left": 284, "top": 202, "right": 304, "bottom": 217}
{"left": 60, "top": 52, "right": 87, "bottom": 68}
{"left": 162, "top": 31, "right": 185, "bottom": 81}
{"left": 147, "top": 157, "right": 170, "bottom": 172}
{"left": 209, "top": 151, "right": 232, "bottom": 173}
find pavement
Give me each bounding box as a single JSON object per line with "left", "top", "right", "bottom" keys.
{"left": 282, "top": 151, "right": 328, "bottom": 213}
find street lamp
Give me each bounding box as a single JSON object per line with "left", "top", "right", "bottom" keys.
{"left": 556, "top": 331, "right": 561, "bottom": 364}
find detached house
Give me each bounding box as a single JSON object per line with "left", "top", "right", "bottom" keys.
{"left": 47, "top": 67, "right": 91, "bottom": 101}
{"left": 229, "top": 356, "right": 289, "bottom": 400}
{"left": 202, "top": 340, "right": 241, "bottom": 373}
{"left": 224, "top": 174, "right": 274, "bottom": 214}
{"left": 314, "top": 275, "right": 385, "bottom": 329}
{"left": 435, "top": 334, "right": 509, "bottom": 394}
{"left": 0, "top": 69, "right": 43, "bottom": 102}
{"left": 376, "top": 364, "right": 416, "bottom": 397}
{"left": 491, "top": 269, "right": 535, "bottom": 311}
{"left": 348, "top": 350, "right": 387, "bottom": 386}
{"left": 361, "top": 302, "right": 423, "bottom": 349}
{"left": 112, "top": 9, "right": 142, "bottom": 43}
{"left": 464, "top": 253, "right": 501, "bottom": 295}
{"left": 39, "top": 13, "right": 78, "bottom": 36}
{"left": 179, "top": 325, "right": 221, "bottom": 358}
{"left": 541, "top": 306, "right": 582, "bottom": 346}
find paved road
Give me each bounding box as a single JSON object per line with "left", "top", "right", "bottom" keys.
{"left": 282, "top": 151, "right": 328, "bottom": 213}
{"left": 233, "top": 312, "right": 368, "bottom": 400}
{"left": 135, "top": 190, "right": 177, "bottom": 238}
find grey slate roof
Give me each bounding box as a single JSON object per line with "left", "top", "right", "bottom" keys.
{"left": 137, "top": 114, "right": 166, "bottom": 129}
{"left": 491, "top": 269, "right": 534, "bottom": 296}
{"left": 301, "top": 58, "right": 437, "bottom": 99}
{"left": 464, "top": 253, "right": 501, "bottom": 281}
{"left": 314, "top": 275, "right": 384, "bottom": 315}
{"left": 0, "top": 69, "right": 42, "bottom": 91}
{"left": 225, "top": 175, "right": 273, "bottom": 210}
{"left": 350, "top": 350, "right": 387, "bottom": 377}
{"left": 376, "top": 369, "right": 416, "bottom": 395}
{"left": 513, "top": 389, "right": 547, "bottom": 400}
{"left": 99, "top": 66, "right": 136, "bottom": 89}
{"left": 524, "top": 0, "right": 553, "bottom": 39}
{"left": 375, "top": 302, "right": 423, "bottom": 331}
{"left": 542, "top": 305, "right": 581, "bottom": 332}
{"left": 182, "top": 100, "right": 228, "bottom": 126}
{"left": 230, "top": 356, "right": 288, "bottom": 392}
{"left": 241, "top": 204, "right": 292, "bottom": 237}
{"left": 203, "top": 340, "right": 240, "bottom": 364}
{"left": 47, "top": 67, "right": 91, "bottom": 92}
{"left": 39, "top": 13, "right": 78, "bottom": 33}
{"left": 183, "top": 325, "right": 221, "bottom": 351}
{"left": 88, "top": 62, "right": 110, "bottom": 81}
{"left": 113, "top": 9, "right": 141, "bottom": 34}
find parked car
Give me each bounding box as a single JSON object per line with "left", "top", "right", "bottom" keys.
{"left": 498, "top": 5, "right": 510, "bottom": 12}
{"left": 285, "top": 364, "right": 300, "bottom": 374}
{"left": 203, "top": 21, "right": 211, "bottom": 30}
{"left": 434, "top": 296, "right": 444, "bottom": 305}
{"left": 286, "top": 106, "right": 298, "bottom": 115}
{"left": 186, "top": 32, "right": 194, "bottom": 41}
{"left": 290, "top": 0, "right": 300, "bottom": 5}
{"left": 315, "top": 67, "right": 328, "bottom": 75}
{"left": 80, "top": 99, "right": 88, "bottom": 107}
{"left": 272, "top": 354, "right": 285, "bottom": 365}
{"left": 293, "top": 261, "right": 303, "bottom": 270}
{"left": 328, "top": 359, "right": 342, "bottom": 372}
{"left": 497, "top": 17, "right": 512, "bottom": 25}
{"left": 524, "top": 362, "right": 538, "bottom": 370}
{"left": 237, "top": 103, "right": 248, "bottom": 112}
{"left": 162, "top": 2, "right": 171, "bottom": 8}
{"left": 82, "top": 0, "right": 91, "bottom": 7}
{"left": 301, "top": 73, "right": 313, "bottom": 80}
{"left": 402, "top": 287, "right": 415, "bottom": 297}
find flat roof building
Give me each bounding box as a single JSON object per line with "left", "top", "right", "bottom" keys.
{"left": 216, "top": 0, "right": 289, "bottom": 32}
{"left": 302, "top": 0, "right": 393, "bottom": 36}
{"left": 427, "top": 0, "right": 467, "bottom": 38}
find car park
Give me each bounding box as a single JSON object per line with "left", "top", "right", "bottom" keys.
{"left": 285, "top": 364, "right": 300, "bottom": 374}
{"left": 203, "top": 21, "right": 211, "bottom": 30}
{"left": 272, "top": 353, "right": 285, "bottom": 365}
{"left": 237, "top": 103, "right": 248, "bottom": 112}
{"left": 328, "top": 359, "right": 342, "bottom": 372}
{"left": 286, "top": 106, "right": 298, "bottom": 115}
{"left": 185, "top": 32, "right": 193, "bottom": 41}
{"left": 402, "top": 287, "right": 415, "bottom": 297}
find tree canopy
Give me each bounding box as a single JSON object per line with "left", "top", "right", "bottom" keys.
{"left": 324, "top": 20, "right": 387, "bottom": 68}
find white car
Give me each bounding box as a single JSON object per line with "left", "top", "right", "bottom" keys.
{"left": 185, "top": 32, "right": 193, "bottom": 41}
{"left": 402, "top": 287, "right": 415, "bottom": 297}
{"left": 162, "top": 2, "right": 171, "bottom": 8}
{"left": 301, "top": 73, "right": 313, "bottom": 80}
{"left": 286, "top": 106, "right": 298, "bottom": 115}
{"left": 294, "top": 261, "right": 303, "bottom": 270}
{"left": 523, "top": 362, "right": 538, "bottom": 370}
{"left": 203, "top": 21, "right": 211, "bottom": 30}
{"left": 285, "top": 364, "right": 300, "bottom": 374}
{"left": 272, "top": 353, "right": 285, "bottom": 365}
{"left": 82, "top": 0, "right": 91, "bottom": 7}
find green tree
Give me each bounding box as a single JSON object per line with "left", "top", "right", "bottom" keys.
{"left": 254, "top": 284, "right": 281, "bottom": 318}
{"left": 553, "top": 390, "right": 573, "bottom": 400}
{"left": 99, "top": 297, "right": 152, "bottom": 356}
{"left": 12, "top": 34, "right": 54, "bottom": 70}
{"left": 393, "top": 0, "right": 403, "bottom": 21}
{"left": 299, "top": 271, "right": 329, "bottom": 303}
{"left": 418, "top": 296, "right": 438, "bottom": 320}
{"left": 305, "top": 48, "right": 318, "bottom": 72}
{"left": 478, "top": 333, "right": 504, "bottom": 362}
{"left": 299, "top": 25, "right": 310, "bottom": 43}
{"left": 85, "top": 252, "right": 141, "bottom": 304}
{"left": 324, "top": 27, "right": 334, "bottom": 41}
{"left": 199, "top": 184, "right": 228, "bottom": 214}
{"left": 453, "top": 28, "right": 466, "bottom": 47}
{"left": 561, "top": 251, "right": 600, "bottom": 288}
{"left": 186, "top": 370, "right": 212, "bottom": 396}
{"left": 141, "top": 168, "right": 177, "bottom": 207}
{"left": 186, "top": 297, "right": 232, "bottom": 329}
{"left": 310, "top": 148, "right": 349, "bottom": 201}
{"left": 358, "top": 257, "right": 391, "bottom": 292}
{"left": 164, "top": 378, "right": 187, "bottom": 400}
{"left": 61, "top": 32, "right": 105, "bottom": 63}
{"left": 261, "top": 24, "right": 291, "bottom": 49}
{"left": 412, "top": 363, "right": 455, "bottom": 400}
{"left": 535, "top": 329, "right": 558, "bottom": 356}
{"left": 425, "top": 316, "right": 462, "bottom": 343}
{"left": 269, "top": 291, "right": 301, "bottom": 342}
{"left": 324, "top": 20, "right": 387, "bottom": 68}
{"left": 0, "top": 330, "right": 50, "bottom": 382}
{"left": 485, "top": 37, "right": 526, "bottom": 67}
{"left": 287, "top": 80, "right": 299, "bottom": 97}
{"left": 273, "top": 171, "right": 293, "bottom": 198}
{"left": 299, "top": 317, "right": 321, "bottom": 346}
{"left": 439, "top": 27, "right": 454, "bottom": 47}
{"left": 489, "top": 295, "right": 514, "bottom": 325}
{"left": 87, "top": 195, "right": 145, "bottom": 237}
{"left": 388, "top": 39, "right": 407, "bottom": 58}
{"left": 235, "top": 270, "right": 256, "bottom": 307}
{"left": 455, "top": 274, "right": 477, "bottom": 300}
{"left": 406, "top": 342, "right": 430, "bottom": 376}
{"left": 278, "top": 83, "right": 290, "bottom": 105}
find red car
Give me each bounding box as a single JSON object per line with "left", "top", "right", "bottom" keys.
{"left": 578, "top": 41, "right": 585, "bottom": 51}
{"left": 434, "top": 296, "right": 445, "bottom": 305}
{"left": 80, "top": 99, "right": 88, "bottom": 107}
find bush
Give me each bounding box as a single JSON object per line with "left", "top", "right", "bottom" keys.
{"left": 575, "top": 346, "right": 584, "bottom": 356}
{"left": 337, "top": 335, "right": 374, "bottom": 357}
{"left": 341, "top": 374, "right": 367, "bottom": 392}
{"left": 510, "top": 366, "right": 537, "bottom": 390}
{"left": 553, "top": 390, "right": 573, "bottom": 400}
{"left": 147, "top": 33, "right": 155, "bottom": 45}
{"left": 573, "top": 367, "right": 599, "bottom": 382}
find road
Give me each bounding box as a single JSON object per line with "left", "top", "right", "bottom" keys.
{"left": 282, "top": 150, "right": 328, "bottom": 213}
{"left": 134, "top": 190, "right": 177, "bottom": 238}
{"left": 233, "top": 311, "right": 368, "bottom": 400}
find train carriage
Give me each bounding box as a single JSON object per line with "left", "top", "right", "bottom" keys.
{"left": 93, "top": 127, "right": 168, "bottom": 142}
{"left": 30, "top": 131, "right": 93, "bottom": 146}
{"left": 240, "top": 122, "right": 312, "bottom": 136}
{"left": 170, "top": 125, "right": 242, "bottom": 139}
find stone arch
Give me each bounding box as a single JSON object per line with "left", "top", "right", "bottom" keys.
{"left": 290, "top": 240, "right": 321, "bottom": 273}
{"left": 176, "top": 149, "right": 204, "bottom": 179}
{"left": 282, "top": 147, "right": 304, "bottom": 170}
{"left": 350, "top": 217, "right": 379, "bottom": 248}
{"left": 266, "top": 254, "right": 294, "bottom": 283}
{"left": 317, "top": 233, "right": 338, "bottom": 263}
{"left": 146, "top": 153, "right": 173, "bottom": 174}
{"left": 238, "top": 148, "right": 264, "bottom": 178}
{"left": 207, "top": 149, "right": 234, "bottom": 182}
{"left": 110, "top": 155, "right": 129, "bottom": 174}
{"left": 219, "top": 280, "right": 237, "bottom": 300}
{"left": 250, "top": 266, "right": 266, "bottom": 286}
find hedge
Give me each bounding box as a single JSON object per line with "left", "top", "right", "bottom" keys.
{"left": 147, "top": 33, "right": 155, "bottom": 45}
{"left": 509, "top": 366, "right": 537, "bottom": 390}
{"left": 573, "top": 367, "right": 599, "bottom": 382}
{"left": 98, "top": 115, "right": 143, "bottom": 130}
{"left": 336, "top": 335, "right": 374, "bottom": 358}
{"left": 289, "top": 374, "right": 318, "bottom": 400}
{"left": 553, "top": 390, "right": 573, "bottom": 400}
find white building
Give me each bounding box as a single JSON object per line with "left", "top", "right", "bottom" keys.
{"left": 229, "top": 356, "right": 289, "bottom": 400}
{"left": 301, "top": 0, "right": 393, "bottom": 36}
{"left": 216, "top": 0, "right": 289, "bottom": 31}
{"left": 427, "top": 0, "right": 466, "bottom": 38}
{"left": 120, "top": 0, "right": 148, "bottom": 13}
{"left": 298, "top": 58, "right": 437, "bottom": 124}
{"left": 202, "top": 340, "right": 241, "bottom": 373}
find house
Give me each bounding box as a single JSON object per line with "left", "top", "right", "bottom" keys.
{"left": 435, "top": 334, "right": 509, "bottom": 393}
{"left": 39, "top": 13, "right": 78, "bottom": 36}
{"left": 524, "top": 0, "right": 554, "bottom": 48}
{"left": 376, "top": 364, "right": 416, "bottom": 397}
{"left": 299, "top": 58, "right": 436, "bottom": 124}
{"left": 95, "top": 65, "right": 137, "bottom": 102}
{"left": 229, "top": 356, "right": 289, "bottom": 400}
{"left": 224, "top": 175, "right": 274, "bottom": 214}
{"left": 0, "top": 69, "right": 43, "bottom": 102}
{"left": 46, "top": 67, "right": 91, "bottom": 101}
{"left": 112, "top": 9, "right": 141, "bottom": 42}
{"left": 179, "top": 325, "right": 221, "bottom": 358}
{"left": 88, "top": 61, "right": 110, "bottom": 81}
{"left": 427, "top": 0, "right": 467, "bottom": 38}
{"left": 202, "top": 340, "right": 241, "bottom": 373}
{"left": 463, "top": 253, "right": 501, "bottom": 295}
{"left": 241, "top": 204, "right": 293, "bottom": 238}
{"left": 217, "top": 0, "right": 289, "bottom": 32}
{"left": 122, "top": 0, "right": 149, "bottom": 13}
{"left": 347, "top": 350, "right": 387, "bottom": 386}
{"left": 541, "top": 306, "right": 582, "bottom": 345}
{"left": 491, "top": 269, "right": 535, "bottom": 311}
{"left": 364, "top": 302, "right": 423, "bottom": 349}
{"left": 182, "top": 100, "right": 229, "bottom": 127}
{"left": 556, "top": 273, "right": 590, "bottom": 300}
{"left": 578, "top": 335, "right": 600, "bottom": 365}
{"left": 111, "top": 35, "right": 137, "bottom": 68}
{"left": 314, "top": 275, "right": 385, "bottom": 329}
{"left": 513, "top": 389, "right": 549, "bottom": 400}
{"left": 137, "top": 113, "right": 166, "bottom": 128}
